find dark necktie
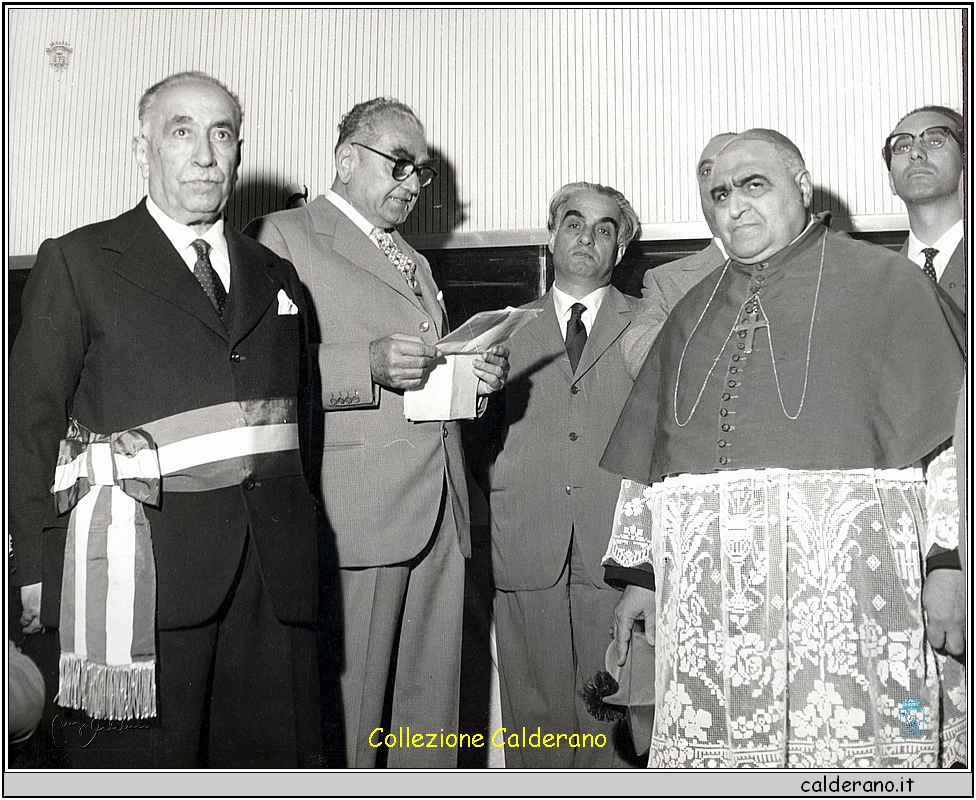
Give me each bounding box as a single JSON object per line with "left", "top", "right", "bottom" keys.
{"left": 191, "top": 239, "right": 226, "bottom": 316}
{"left": 566, "top": 302, "right": 587, "bottom": 372}
{"left": 373, "top": 228, "right": 419, "bottom": 290}
{"left": 921, "top": 247, "right": 939, "bottom": 283}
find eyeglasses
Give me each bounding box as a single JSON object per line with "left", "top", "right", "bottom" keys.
{"left": 883, "top": 125, "right": 963, "bottom": 167}
{"left": 352, "top": 142, "right": 438, "bottom": 187}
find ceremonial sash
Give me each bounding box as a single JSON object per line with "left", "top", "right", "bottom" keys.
{"left": 51, "top": 399, "right": 301, "bottom": 721}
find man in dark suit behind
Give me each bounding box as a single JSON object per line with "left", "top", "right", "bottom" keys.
{"left": 246, "top": 97, "right": 509, "bottom": 768}
{"left": 9, "top": 71, "right": 322, "bottom": 768}
{"left": 488, "top": 182, "right": 642, "bottom": 768}
{"left": 620, "top": 133, "right": 735, "bottom": 378}
{"left": 884, "top": 105, "right": 965, "bottom": 317}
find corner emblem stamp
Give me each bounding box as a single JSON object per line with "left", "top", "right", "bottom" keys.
{"left": 46, "top": 41, "right": 73, "bottom": 73}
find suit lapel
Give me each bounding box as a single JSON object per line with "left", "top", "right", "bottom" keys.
{"left": 225, "top": 225, "right": 281, "bottom": 346}
{"left": 106, "top": 201, "right": 229, "bottom": 341}
{"left": 522, "top": 292, "right": 574, "bottom": 380}
{"left": 574, "top": 287, "right": 632, "bottom": 378}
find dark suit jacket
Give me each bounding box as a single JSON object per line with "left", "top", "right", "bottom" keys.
{"left": 489, "top": 287, "right": 638, "bottom": 591}
{"left": 620, "top": 241, "right": 727, "bottom": 378}
{"left": 245, "top": 196, "right": 471, "bottom": 567}
{"left": 8, "top": 200, "right": 319, "bottom": 629}
{"left": 901, "top": 236, "right": 966, "bottom": 317}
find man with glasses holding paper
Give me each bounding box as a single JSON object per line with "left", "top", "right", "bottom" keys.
{"left": 247, "top": 97, "right": 508, "bottom": 768}
{"left": 884, "top": 105, "right": 965, "bottom": 317}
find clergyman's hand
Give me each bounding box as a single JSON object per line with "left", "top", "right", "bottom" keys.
{"left": 612, "top": 584, "right": 655, "bottom": 667}
{"left": 923, "top": 568, "right": 966, "bottom": 656}
{"left": 474, "top": 344, "right": 510, "bottom": 396}
{"left": 369, "top": 335, "right": 441, "bottom": 390}
{"left": 20, "top": 583, "right": 43, "bottom": 635}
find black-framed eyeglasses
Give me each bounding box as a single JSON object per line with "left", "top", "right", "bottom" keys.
{"left": 352, "top": 142, "right": 438, "bottom": 187}
{"left": 883, "top": 125, "right": 963, "bottom": 167}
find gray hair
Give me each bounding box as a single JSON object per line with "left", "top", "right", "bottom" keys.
{"left": 138, "top": 71, "right": 243, "bottom": 132}
{"left": 734, "top": 128, "right": 807, "bottom": 175}
{"left": 336, "top": 97, "right": 424, "bottom": 150}
{"left": 547, "top": 181, "right": 641, "bottom": 247}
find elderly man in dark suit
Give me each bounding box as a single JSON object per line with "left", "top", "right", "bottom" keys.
{"left": 487, "top": 182, "right": 642, "bottom": 768}
{"left": 9, "top": 71, "right": 321, "bottom": 768}
{"left": 884, "top": 105, "right": 965, "bottom": 318}
{"left": 621, "top": 133, "right": 736, "bottom": 378}
{"left": 246, "top": 97, "right": 509, "bottom": 769}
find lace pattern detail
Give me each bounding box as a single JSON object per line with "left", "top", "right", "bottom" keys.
{"left": 639, "top": 467, "right": 967, "bottom": 768}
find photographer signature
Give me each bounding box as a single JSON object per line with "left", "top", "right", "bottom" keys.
{"left": 52, "top": 714, "right": 150, "bottom": 748}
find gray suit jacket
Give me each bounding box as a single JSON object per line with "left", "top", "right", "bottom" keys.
{"left": 489, "top": 286, "right": 638, "bottom": 591}
{"left": 619, "top": 241, "right": 727, "bottom": 378}
{"left": 901, "top": 237, "right": 966, "bottom": 317}
{"left": 246, "top": 196, "right": 471, "bottom": 568}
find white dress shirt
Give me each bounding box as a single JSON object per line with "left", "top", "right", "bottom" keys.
{"left": 145, "top": 195, "right": 231, "bottom": 291}
{"left": 906, "top": 219, "right": 964, "bottom": 281}
{"left": 552, "top": 284, "right": 609, "bottom": 341}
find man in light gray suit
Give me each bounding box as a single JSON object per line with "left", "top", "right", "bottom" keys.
{"left": 488, "top": 182, "right": 642, "bottom": 768}
{"left": 884, "top": 105, "right": 965, "bottom": 318}
{"left": 246, "top": 97, "right": 508, "bottom": 768}
{"left": 620, "top": 132, "right": 736, "bottom": 378}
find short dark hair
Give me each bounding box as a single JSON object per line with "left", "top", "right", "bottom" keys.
{"left": 138, "top": 71, "right": 243, "bottom": 132}
{"left": 336, "top": 97, "right": 423, "bottom": 150}
{"left": 547, "top": 181, "right": 641, "bottom": 248}
{"left": 883, "top": 105, "right": 964, "bottom": 169}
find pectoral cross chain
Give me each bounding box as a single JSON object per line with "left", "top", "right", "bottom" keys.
{"left": 735, "top": 306, "right": 768, "bottom": 353}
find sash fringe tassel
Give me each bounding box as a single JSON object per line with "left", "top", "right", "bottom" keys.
{"left": 57, "top": 653, "right": 157, "bottom": 720}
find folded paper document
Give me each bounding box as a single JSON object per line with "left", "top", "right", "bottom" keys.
{"left": 404, "top": 307, "right": 540, "bottom": 421}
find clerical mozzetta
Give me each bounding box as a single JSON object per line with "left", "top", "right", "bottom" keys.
{"left": 601, "top": 129, "right": 967, "bottom": 769}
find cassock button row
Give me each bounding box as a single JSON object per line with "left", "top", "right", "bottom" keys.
{"left": 718, "top": 456, "right": 729, "bottom": 465}
{"left": 727, "top": 380, "right": 737, "bottom": 388}
{"left": 718, "top": 440, "right": 727, "bottom": 448}
{"left": 729, "top": 367, "right": 738, "bottom": 374}
{"left": 569, "top": 432, "right": 579, "bottom": 441}
{"left": 719, "top": 408, "right": 728, "bottom": 416}
{"left": 732, "top": 355, "right": 740, "bottom": 361}
{"left": 737, "top": 342, "right": 746, "bottom": 349}
{"left": 757, "top": 263, "right": 766, "bottom": 270}
{"left": 721, "top": 423, "right": 731, "bottom": 432}
{"left": 420, "top": 321, "right": 430, "bottom": 332}
{"left": 722, "top": 393, "right": 731, "bottom": 401}
{"left": 756, "top": 275, "right": 765, "bottom": 283}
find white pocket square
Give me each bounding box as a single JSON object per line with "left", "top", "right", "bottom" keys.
{"left": 277, "top": 289, "right": 298, "bottom": 315}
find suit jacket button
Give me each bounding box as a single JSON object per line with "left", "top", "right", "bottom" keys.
{"left": 230, "top": 352, "right": 242, "bottom": 362}
{"left": 569, "top": 432, "right": 578, "bottom": 441}
{"left": 570, "top": 385, "right": 580, "bottom": 394}
{"left": 243, "top": 478, "right": 256, "bottom": 490}
{"left": 420, "top": 321, "right": 431, "bottom": 332}
{"left": 566, "top": 486, "right": 572, "bottom": 495}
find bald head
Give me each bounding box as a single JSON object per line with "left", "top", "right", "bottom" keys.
{"left": 707, "top": 130, "right": 813, "bottom": 264}
{"left": 697, "top": 133, "right": 737, "bottom": 233}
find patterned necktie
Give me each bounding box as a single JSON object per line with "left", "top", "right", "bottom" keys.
{"left": 566, "top": 302, "right": 587, "bottom": 372}
{"left": 373, "top": 228, "right": 418, "bottom": 290}
{"left": 921, "top": 247, "right": 939, "bottom": 283}
{"left": 191, "top": 239, "right": 226, "bottom": 316}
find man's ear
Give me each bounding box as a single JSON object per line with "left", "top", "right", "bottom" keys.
{"left": 547, "top": 231, "right": 555, "bottom": 255}
{"left": 132, "top": 135, "right": 151, "bottom": 179}
{"left": 615, "top": 243, "right": 626, "bottom": 266}
{"left": 335, "top": 142, "right": 357, "bottom": 184}
{"left": 888, "top": 170, "right": 900, "bottom": 198}
{"left": 795, "top": 170, "right": 814, "bottom": 208}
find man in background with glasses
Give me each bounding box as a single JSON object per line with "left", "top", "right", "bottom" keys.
{"left": 884, "top": 105, "right": 965, "bottom": 317}
{"left": 247, "top": 97, "right": 509, "bottom": 768}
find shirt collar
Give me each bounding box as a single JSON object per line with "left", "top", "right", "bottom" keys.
{"left": 712, "top": 236, "right": 727, "bottom": 258}
{"left": 326, "top": 189, "right": 379, "bottom": 238}
{"left": 145, "top": 194, "right": 227, "bottom": 260}
{"left": 907, "top": 219, "right": 964, "bottom": 263}
{"left": 552, "top": 283, "right": 609, "bottom": 323}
